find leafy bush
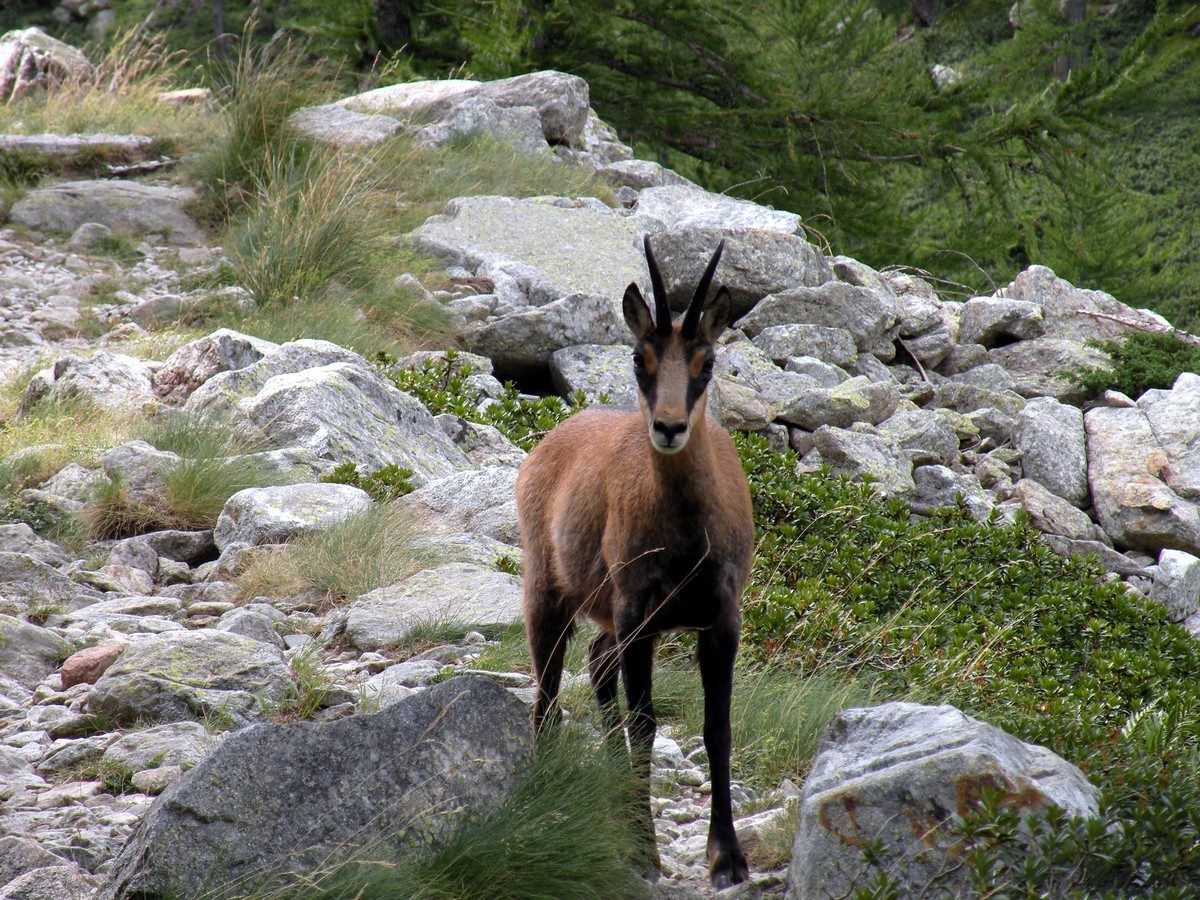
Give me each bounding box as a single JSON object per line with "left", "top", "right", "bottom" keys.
{"left": 1070, "top": 330, "right": 1200, "bottom": 401}
{"left": 381, "top": 351, "right": 588, "bottom": 451}
{"left": 321, "top": 462, "right": 415, "bottom": 501}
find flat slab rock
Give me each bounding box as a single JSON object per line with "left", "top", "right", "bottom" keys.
{"left": 9, "top": 180, "right": 206, "bottom": 246}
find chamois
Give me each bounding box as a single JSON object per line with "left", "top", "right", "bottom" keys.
{"left": 516, "top": 236, "right": 754, "bottom": 888}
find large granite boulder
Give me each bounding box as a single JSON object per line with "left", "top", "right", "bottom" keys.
{"left": 786, "top": 703, "right": 1098, "bottom": 900}
{"left": 98, "top": 676, "right": 532, "bottom": 899}
{"left": 0, "top": 28, "right": 92, "bottom": 104}
{"left": 213, "top": 483, "right": 373, "bottom": 551}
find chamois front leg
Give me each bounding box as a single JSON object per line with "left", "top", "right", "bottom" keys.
{"left": 527, "top": 593, "right": 573, "bottom": 735}
{"left": 698, "top": 615, "right": 749, "bottom": 888}
{"left": 617, "top": 614, "right": 662, "bottom": 879}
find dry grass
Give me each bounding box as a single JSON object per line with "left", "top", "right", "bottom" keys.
{"left": 0, "top": 29, "right": 217, "bottom": 148}
{"left": 235, "top": 502, "right": 435, "bottom": 609}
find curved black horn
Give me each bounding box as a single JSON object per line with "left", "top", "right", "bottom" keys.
{"left": 681, "top": 239, "right": 726, "bottom": 339}
{"left": 643, "top": 235, "right": 673, "bottom": 337}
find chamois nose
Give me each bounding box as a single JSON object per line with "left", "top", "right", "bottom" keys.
{"left": 652, "top": 419, "right": 688, "bottom": 449}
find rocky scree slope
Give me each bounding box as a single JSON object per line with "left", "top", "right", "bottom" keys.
{"left": 0, "top": 25, "right": 1196, "bottom": 900}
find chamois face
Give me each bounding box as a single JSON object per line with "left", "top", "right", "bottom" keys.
{"left": 622, "top": 239, "right": 732, "bottom": 455}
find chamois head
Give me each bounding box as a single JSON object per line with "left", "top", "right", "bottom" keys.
{"left": 622, "top": 236, "right": 732, "bottom": 454}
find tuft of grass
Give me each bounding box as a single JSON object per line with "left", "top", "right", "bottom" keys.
{"left": 186, "top": 26, "right": 330, "bottom": 225}
{"left": 236, "top": 503, "right": 433, "bottom": 609}
{"left": 272, "top": 646, "right": 337, "bottom": 724}
{"left": 80, "top": 473, "right": 162, "bottom": 541}
{"left": 280, "top": 725, "right": 650, "bottom": 900}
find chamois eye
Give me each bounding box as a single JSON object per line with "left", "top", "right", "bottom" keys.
{"left": 633, "top": 353, "right": 645, "bottom": 371}
{"left": 702, "top": 359, "right": 714, "bottom": 375}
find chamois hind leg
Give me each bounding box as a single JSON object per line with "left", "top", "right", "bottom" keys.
{"left": 588, "top": 630, "right": 624, "bottom": 754}
{"left": 698, "top": 616, "right": 749, "bottom": 888}
{"left": 617, "top": 618, "right": 662, "bottom": 879}
{"left": 526, "top": 593, "right": 573, "bottom": 734}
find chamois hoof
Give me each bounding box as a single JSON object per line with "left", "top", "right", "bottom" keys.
{"left": 709, "top": 847, "right": 749, "bottom": 890}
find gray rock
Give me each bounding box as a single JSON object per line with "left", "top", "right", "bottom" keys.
{"left": 213, "top": 483, "right": 372, "bottom": 551}
{"left": 736, "top": 283, "right": 896, "bottom": 360}
{"left": 344, "top": 563, "right": 523, "bottom": 650}
{"left": 550, "top": 344, "right": 637, "bottom": 407}
{"left": 412, "top": 196, "right": 643, "bottom": 307}
{"left": 98, "top": 441, "right": 178, "bottom": 503}
{"left": 988, "top": 336, "right": 1110, "bottom": 402}
{"left": 136, "top": 529, "right": 217, "bottom": 567}
{"left": 1014, "top": 397, "right": 1089, "bottom": 507}
{"left": 709, "top": 378, "right": 774, "bottom": 432}
{"left": 938, "top": 342, "right": 989, "bottom": 375}
{"left": 397, "top": 466, "right": 519, "bottom": 545}
{"left": 436, "top": 417, "right": 527, "bottom": 469}
{"left": 600, "top": 159, "right": 692, "bottom": 191}
{"left": 949, "top": 362, "right": 1015, "bottom": 394}
{"left": 101, "top": 721, "right": 223, "bottom": 775}
{"left": 0, "top": 523, "right": 68, "bottom": 567}
{"left": 774, "top": 377, "right": 899, "bottom": 431}
{"left": 183, "top": 339, "right": 365, "bottom": 416}
{"left": 751, "top": 324, "right": 857, "bottom": 368}
{"left": 783, "top": 356, "right": 849, "bottom": 387}
{"left": 229, "top": 362, "right": 474, "bottom": 485}
{"left": 9, "top": 181, "right": 205, "bottom": 245}
{"left": 215, "top": 607, "right": 286, "bottom": 650}
{"left": 810, "top": 426, "right": 914, "bottom": 496}
{"left": 1140, "top": 372, "right": 1200, "bottom": 500}
{"left": 65, "top": 221, "right": 112, "bottom": 252}
{"left": 0, "top": 28, "right": 92, "bottom": 103}
{"left": 629, "top": 184, "right": 801, "bottom": 234}
{"left": 877, "top": 409, "right": 960, "bottom": 466}
{"left": 643, "top": 228, "right": 831, "bottom": 319}
{"left": 1040, "top": 535, "right": 1150, "bottom": 576}
{"left": 288, "top": 102, "right": 405, "bottom": 147}
{"left": 931, "top": 381, "right": 1025, "bottom": 418}
{"left": 98, "top": 676, "right": 532, "bottom": 899}
{"left": 957, "top": 296, "right": 1045, "bottom": 347}
{"left": 1085, "top": 406, "right": 1200, "bottom": 554}
{"left": 0, "top": 837, "right": 69, "bottom": 891}
{"left": 0, "top": 863, "right": 98, "bottom": 900}
{"left": 338, "top": 78, "right": 480, "bottom": 116}
{"left": 786, "top": 702, "right": 1098, "bottom": 900}
{"left": 909, "top": 465, "right": 994, "bottom": 520}
{"left": 463, "top": 291, "right": 631, "bottom": 375}
{"left": 1150, "top": 549, "right": 1200, "bottom": 622}
{"left": 0, "top": 552, "right": 97, "bottom": 611}
{"left": 996, "top": 265, "right": 1163, "bottom": 343}
{"left": 55, "top": 595, "right": 183, "bottom": 630}
{"left": 411, "top": 96, "right": 549, "bottom": 154}
{"left": 88, "top": 630, "right": 291, "bottom": 727}
{"left": 1012, "top": 479, "right": 1099, "bottom": 542}
{"left": 472, "top": 70, "right": 591, "bottom": 145}
{"left": 152, "top": 329, "right": 278, "bottom": 405}
{"left": 20, "top": 351, "right": 156, "bottom": 413}
{"left": 0, "top": 615, "right": 70, "bottom": 689}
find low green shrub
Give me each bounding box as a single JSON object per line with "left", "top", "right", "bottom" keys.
{"left": 321, "top": 462, "right": 414, "bottom": 502}
{"left": 1071, "top": 329, "right": 1200, "bottom": 401}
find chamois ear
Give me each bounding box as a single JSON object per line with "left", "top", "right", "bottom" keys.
{"left": 623, "top": 283, "right": 655, "bottom": 339}
{"left": 700, "top": 287, "right": 733, "bottom": 342}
